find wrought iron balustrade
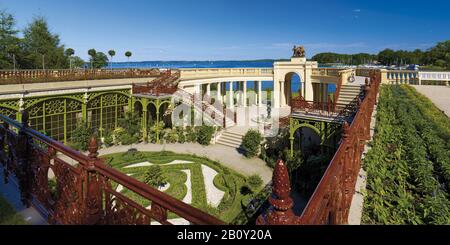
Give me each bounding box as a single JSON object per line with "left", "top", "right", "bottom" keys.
{"left": 257, "top": 71, "right": 380, "bottom": 225}
{"left": 0, "top": 68, "right": 163, "bottom": 85}
{"left": 0, "top": 111, "right": 224, "bottom": 225}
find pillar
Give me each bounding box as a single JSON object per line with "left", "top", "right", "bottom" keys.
{"left": 243, "top": 81, "right": 247, "bottom": 107}
{"left": 280, "top": 81, "right": 285, "bottom": 107}
{"left": 258, "top": 80, "right": 262, "bottom": 106}
{"left": 217, "top": 82, "right": 222, "bottom": 103}
{"left": 206, "top": 83, "right": 211, "bottom": 97}
{"left": 229, "top": 81, "right": 234, "bottom": 109}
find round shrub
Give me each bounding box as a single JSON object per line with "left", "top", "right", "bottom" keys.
{"left": 245, "top": 174, "right": 263, "bottom": 193}
{"left": 144, "top": 165, "right": 167, "bottom": 188}
{"left": 242, "top": 130, "right": 262, "bottom": 158}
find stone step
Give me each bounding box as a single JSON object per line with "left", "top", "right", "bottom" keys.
{"left": 339, "top": 91, "right": 360, "bottom": 95}
{"left": 340, "top": 88, "right": 361, "bottom": 92}
{"left": 216, "top": 140, "right": 241, "bottom": 148}
{"left": 218, "top": 134, "right": 243, "bottom": 144}
{"left": 222, "top": 131, "right": 245, "bottom": 137}
{"left": 217, "top": 137, "right": 242, "bottom": 146}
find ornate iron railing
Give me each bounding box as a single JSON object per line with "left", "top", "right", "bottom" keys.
{"left": 0, "top": 68, "right": 163, "bottom": 85}
{"left": 257, "top": 71, "right": 380, "bottom": 225}
{"left": 0, "top": 112, "right": 224, "bottom": 225}
{"left": 132, "top": 70, "right": 180, "bottom": 96}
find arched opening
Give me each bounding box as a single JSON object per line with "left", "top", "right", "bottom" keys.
{"left": 292, "top": 125, "right": 321, "bottom": 156}
{"left": 147, "top": 103, "right": 157, "bottom": 127}
{"left": 284, "top": 72, "right": 302, "bottom": 106}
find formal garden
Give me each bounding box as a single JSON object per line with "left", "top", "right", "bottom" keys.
{"left": 101, "top": 150, "right": 263, "bottom": 223}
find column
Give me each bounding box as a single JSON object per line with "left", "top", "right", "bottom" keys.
{"left": 229, "top": 81, "right": 234, "bottom": 108}
{"left": 217, "top": 82, "right": 222, "bottom": 103}
{"left": 254, "top": 81, "right": 258, "bottom": 105}
{"left": 206, "top": 83, "right": 211, "bottom": 97}
{"left": 258, "top": 80, "right": 262, "bottom": 106}
{"left": 280, "top": 80, "right": 285, "bottom": 107}
{"left": 243, "top": 81, "right": 247, "bottom": 107}
{"left": 194, "top": 84, "right": 201, "bottom": 95}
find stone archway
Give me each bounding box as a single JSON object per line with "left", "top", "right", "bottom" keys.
{"left": 284, "top": 72, "right": 303, "bottom": 106}
{"left": 272, "top": 57, "right": 317, "bottom": 108}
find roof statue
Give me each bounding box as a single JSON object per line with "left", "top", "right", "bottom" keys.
{"left": 292, "top": 45, "right": 305, "bottom": 58}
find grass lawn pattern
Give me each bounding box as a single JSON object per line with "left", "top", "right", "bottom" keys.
{"left": 102, "top": 151, "right": 253, "bottom": 223}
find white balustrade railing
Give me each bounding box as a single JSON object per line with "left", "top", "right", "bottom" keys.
{"left": 179, "top": 68, "right": 273, "bottom": 79}
{"left": 419, "top": 71, "right": 450, "bottom": 81}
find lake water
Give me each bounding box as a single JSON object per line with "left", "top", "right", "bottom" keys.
{"left": 110, "top": 61, "right": 335, "bottom": 93}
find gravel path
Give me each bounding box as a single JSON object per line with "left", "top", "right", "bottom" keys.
{"left": 201, "top": 165, "right": 225, "bottom": 207}
{"left": 411, "top": 85, "right": 450, "bottom": 117}
{"left": 98, "top": 142, "right": 272, "bottom": 183}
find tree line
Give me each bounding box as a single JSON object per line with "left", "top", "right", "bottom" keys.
{"left": 0, "top": 9, "right": 133, "bottom": 70}
{"left": 312, "top": 41, "right": 450, "bottom": 70}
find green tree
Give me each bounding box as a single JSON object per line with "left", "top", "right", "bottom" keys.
{"left": 428, "top": 40, "right": 450, "bottom": 69}
{"left": 65, "top": 48, "right": 74, "bottom": 69}
{"left": 88, "top": 49, "right": 96, "bottom": 69}
{"left": 242, "top": 129, "right": 262, "bottom": 158}
{"left": 125, "top": 51, "right": 132, "bottom": 61}
{"left": 0, "top": 10, "right": 22, "bottom": 69}
{"left": 91, "top": 51, "right": 108, "bottom": 69}
{"left": 70, "top": 56, "right": 85, "bottom": 68}
{"left": 21, "top": 16, "right": 68, "bottom": 69}
{"left": 144, "top": 165, "right": 167, "bottom": 188}
{"left": 108, "top": 49, "right": 115, "bottom": 69}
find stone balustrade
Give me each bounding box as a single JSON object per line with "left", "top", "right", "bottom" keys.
{"left": 179, "top": 67, "right": 273, "bottom": 80}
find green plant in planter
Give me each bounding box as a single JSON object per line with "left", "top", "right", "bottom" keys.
{"left": 113, "top": 127, "right": 138, "bottom": 145}
{"left": 165, "top": 128, "right": 179, "bottom": 143}
{"left": 197, "top": 125, "right": 214, "bottom": 145}
{"left": 70, "top": 122, "right": 92, "bottom": 151}
{"left": 242, "top": 130, "right": 263, "bottom": 158}
{"left": 186, "top": 126, "right": 197, "bottom": 142}
{"left": 144, "top": 165, "right": 167, "bottom": 188}
{"left": 119, "top": 111, "right": 141, "bottom": 138}
{"left": 149, "top": 121, "right": 165, "bottom": 143}
{"left": 176, "top": 127, "right": 186, "bottom": 143}
{"left": 103, "top": 129, "right": 114, "bottom": 147}
{"left": 244, "top": 174, "right": 263, "bottom": 193}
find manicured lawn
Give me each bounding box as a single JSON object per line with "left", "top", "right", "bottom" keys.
{"left": 0, "top": 195, "right": 28, "bottom": 225}
{"left": 102, "top": 151, "right": 261, "bottom": 223}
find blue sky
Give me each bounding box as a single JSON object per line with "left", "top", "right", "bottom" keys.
{"left": 1, "top": 0, "right": 449, "bottom": 61}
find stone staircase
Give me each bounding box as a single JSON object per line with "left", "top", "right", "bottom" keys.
{"left": 175, "top": 88, "right": 235, "bottom": 128}
{"left": 216, "top": 130, "right": 244, "bottom": 148}
{"left": 335, "top": 84, "right": 363, "bottom": 111}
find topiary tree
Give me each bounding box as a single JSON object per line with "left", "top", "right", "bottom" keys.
{"left": 144, "top": 165, "right": 167, "bottom": 188}
{"left": 242, "top": 129, "right": 263, "bottom": 158}
{"left": 197, "top": 125, "right": 214, "bottom": 145}
{"left": 125, "top": 51, "right": 132, "bottom": 62}
{"left": 88, "top": 49, "right": 96, "bottom": 69}
{"left": 108, "top": 49, "right": 115, "bottom": 69}
{"left": 246, "top": 174, "right": 263, "bottom": 193}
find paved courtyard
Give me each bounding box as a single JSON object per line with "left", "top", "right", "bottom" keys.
{"left": 411, "top": 85, "right": 450, "bottom": 117}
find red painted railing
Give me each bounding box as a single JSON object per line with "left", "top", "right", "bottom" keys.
{"left": 132, "top": 70, "right": 180, "bottom": 96}
{"left": 257, "top": 70, "right": 380, "bottom": 225}
{"left": 0, "top": 68, "right": 163, "bottom": 85}
{"left": 0, "top": 112, "right": 224, "bottom": 225}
